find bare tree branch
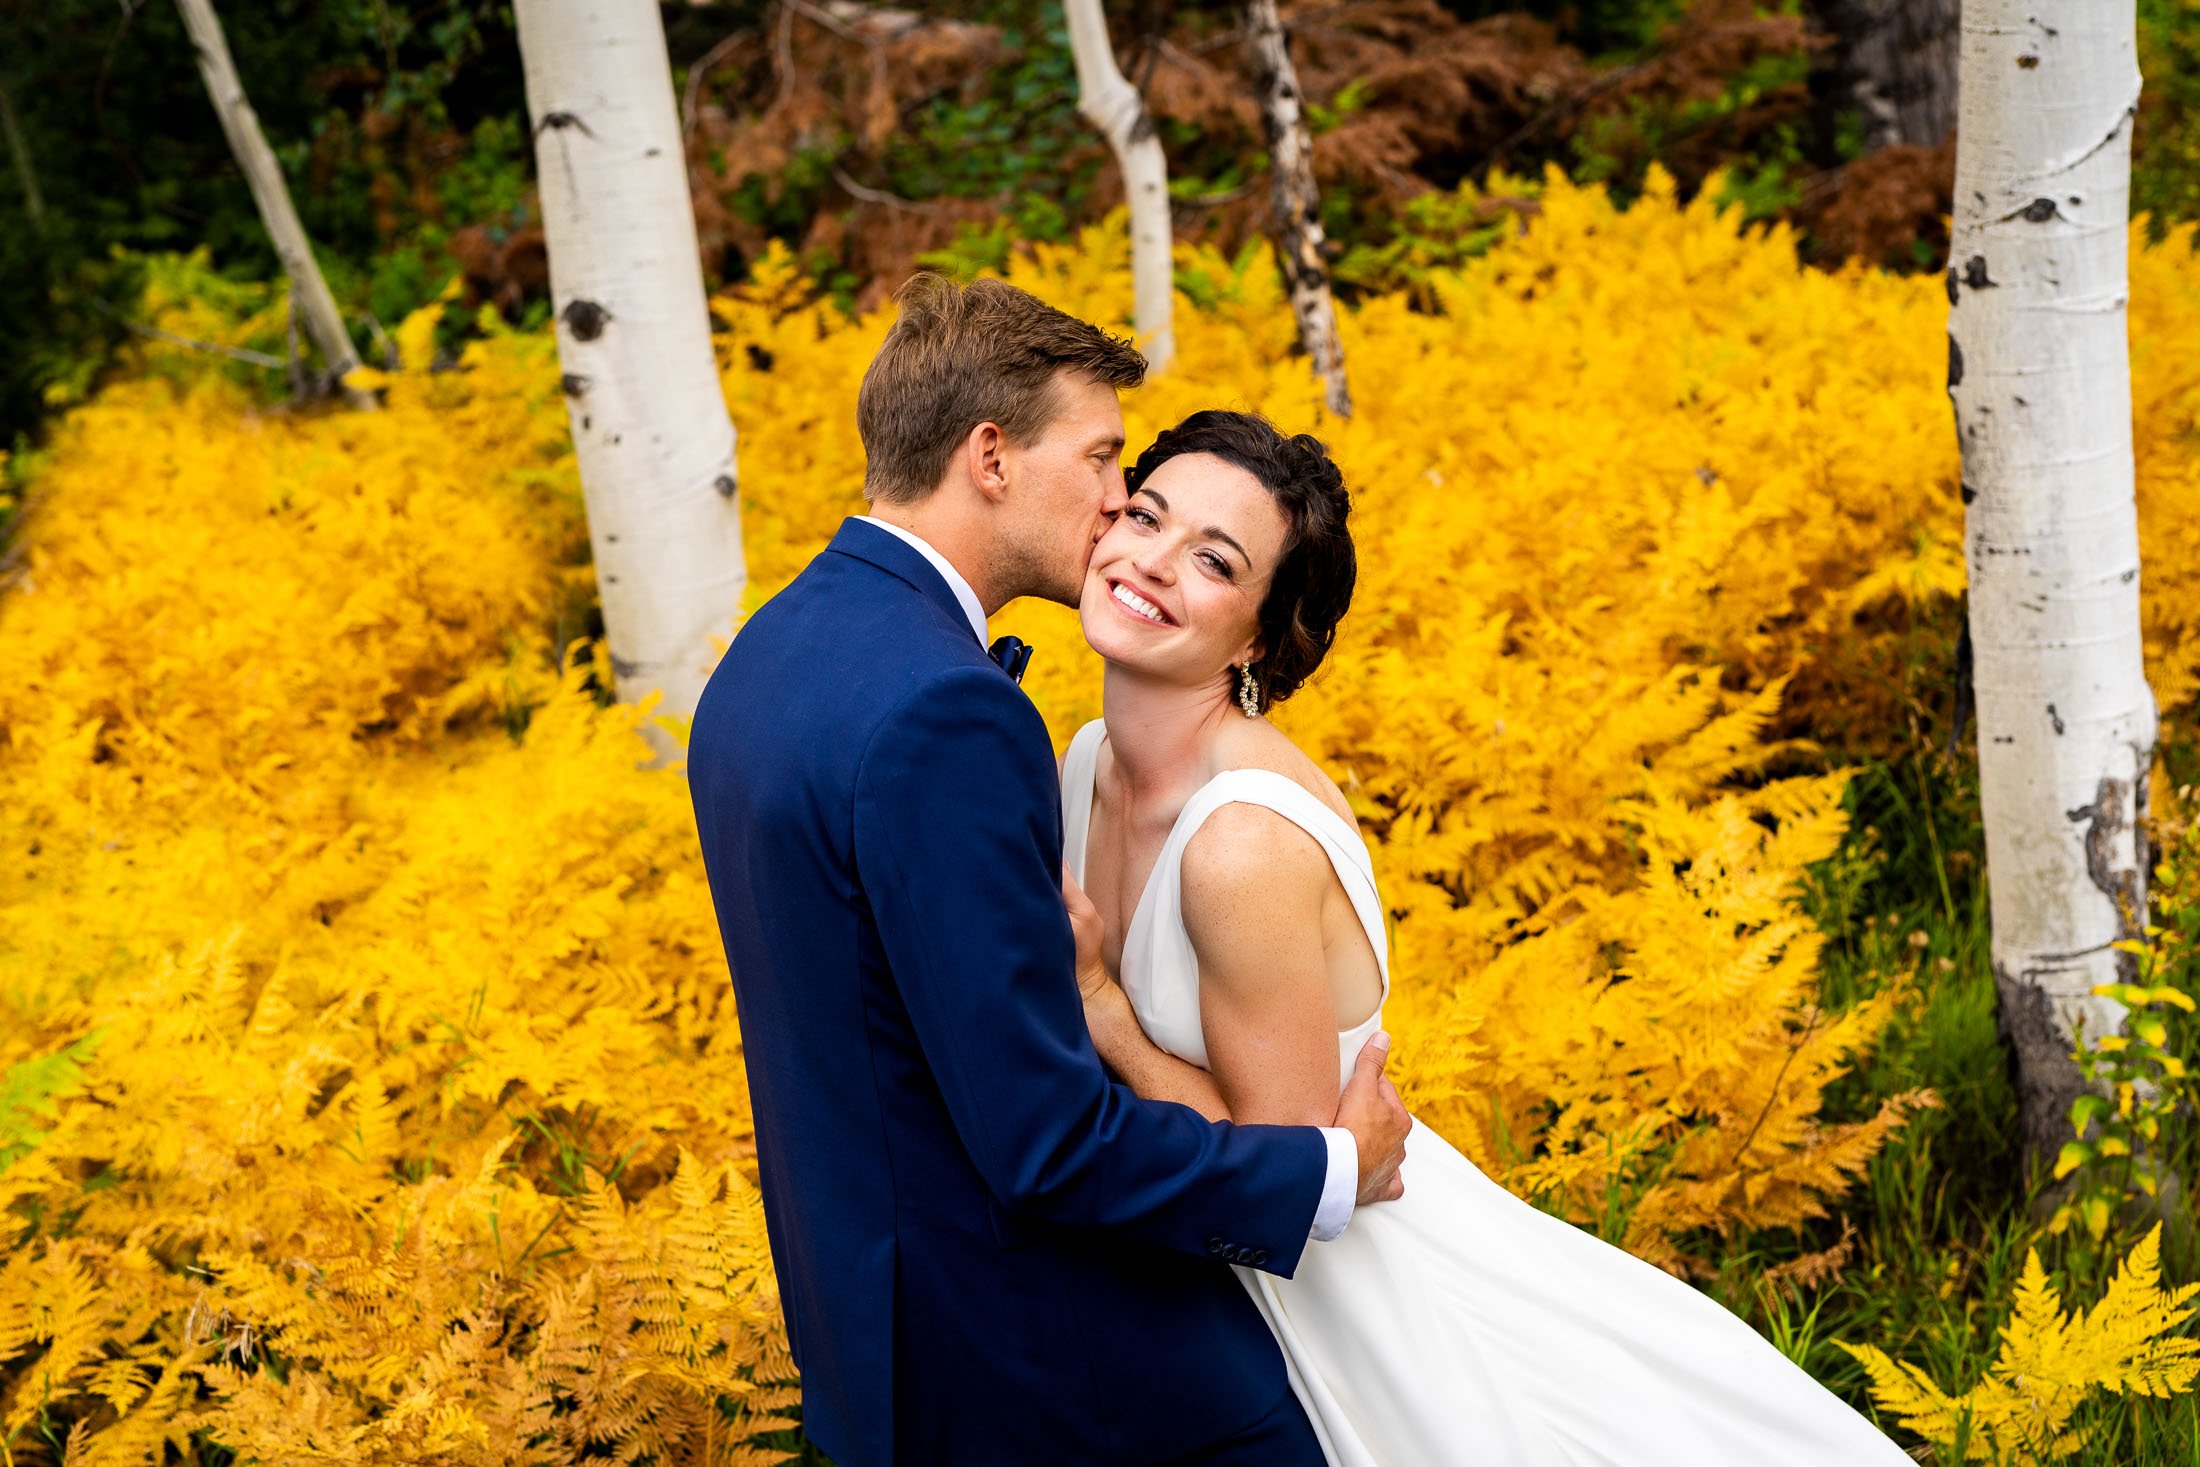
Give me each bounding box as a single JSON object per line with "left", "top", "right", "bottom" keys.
{"left": 830, "top": 165, "right": 954, "bottom": 214}
{"left": 681, "top": 28, "right": 750, "bottom": 137}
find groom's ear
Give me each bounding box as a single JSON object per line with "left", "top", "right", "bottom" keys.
{"left": 963, "top": 421, "right": 1010, "bottom": 504}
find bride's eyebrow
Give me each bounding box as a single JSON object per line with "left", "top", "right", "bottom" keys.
{"left": 1135, "top": 489, "right": 1252, "bottom": 568}
{"left": 1205, "top": 526, "right": 1252, "bottom": 567}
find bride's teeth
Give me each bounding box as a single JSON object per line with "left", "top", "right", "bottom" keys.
{"left": 1111, "top": 582, "right": 1166, "bottom": 624}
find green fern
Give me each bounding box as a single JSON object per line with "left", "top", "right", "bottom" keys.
{"left": 0, "top": 1032, "right": 100, "bottom": 1173}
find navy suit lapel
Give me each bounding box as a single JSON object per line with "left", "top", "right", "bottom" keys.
{"left": 824, "top": 518, "right": 981, "bottom": 646}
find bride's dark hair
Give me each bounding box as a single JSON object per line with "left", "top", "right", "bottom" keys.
{"left": 1123, "top": 409, "right": 1356, "bottom": 714}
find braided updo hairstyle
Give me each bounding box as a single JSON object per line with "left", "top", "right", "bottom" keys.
{"left": 1122, "top": 409, "right": 1356, "bottom": 714}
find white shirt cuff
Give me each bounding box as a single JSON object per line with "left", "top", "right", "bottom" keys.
{"left": 1310, "top": 1127, "right": 1357, "bottom": 1242}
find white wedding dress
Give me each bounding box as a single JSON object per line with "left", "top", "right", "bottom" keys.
{"left": 1061, "top": 721, "right": 1912, "bottom": 1466}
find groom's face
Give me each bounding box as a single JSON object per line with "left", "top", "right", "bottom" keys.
{"left": 999, "top": 372, "right": 1131, "bottom": 607}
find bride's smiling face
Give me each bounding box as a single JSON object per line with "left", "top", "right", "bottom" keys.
{"left": 1079, "top": 451, "right": 1292, "bottom": 689}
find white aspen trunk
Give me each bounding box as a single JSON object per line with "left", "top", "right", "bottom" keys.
{"left": 174, "top": 0, "right": 369, "bottom": 406}
{"left": 1246, "top": 0, "right": 1350, "bottom": 418}
{"left": 1951, "top": 1, "right": 2156, "bottom": 1174}
{"left": 514, "top": 0, "right": 748, "bottom": 762}
{"left": 1063, "top": 0, "right": 1175, "bottom": 372}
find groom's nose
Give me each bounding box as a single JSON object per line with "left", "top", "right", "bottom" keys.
{"left": 1099, "top": 472, "right": 1129, "bottom": 518}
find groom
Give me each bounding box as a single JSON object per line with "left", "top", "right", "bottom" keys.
{"left": 688, "top": 273, "right": 1409, "bottom": 1466}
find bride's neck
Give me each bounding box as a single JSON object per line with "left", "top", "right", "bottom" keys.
{"left": 1099, "top": 661, "right": 1237, "bottom": 811}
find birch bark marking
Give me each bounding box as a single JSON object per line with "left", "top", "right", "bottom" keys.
{"left": 1951, "top": 1, "right": 2156, "bottom": 1175}
{"left": 513, "top": 0, "right": 747, "bottom": 762}
{"left": 1246, "top": 0, "right": 1350, "bottom": 418}
{"left": 174, "top": 0, "right": 369, "bottom": 405}
{"left": 1064, "top": 0, "right": 1175, "bottom": 372}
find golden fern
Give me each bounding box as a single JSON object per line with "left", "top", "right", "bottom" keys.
{"left": 7, "top": 168, "right": 2200, "bottom": 1456}
{"left": 1838, "top": 1224, "right": 2200, "bottom": 1460}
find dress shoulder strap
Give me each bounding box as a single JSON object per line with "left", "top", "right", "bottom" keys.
{"left": 1060, "top": 719, "right": 1107, "bottom": 886}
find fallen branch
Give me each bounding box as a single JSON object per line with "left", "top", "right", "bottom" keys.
{"left": 115, "top": 315, "right": 287, "bottom": 369}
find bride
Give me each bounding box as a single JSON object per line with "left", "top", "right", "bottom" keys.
{"left": 1059, "top": 410, "right": 1913, "bottom": 1465}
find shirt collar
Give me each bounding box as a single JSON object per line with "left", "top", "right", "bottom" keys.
{"left": 854, "top": 515, "right": 990, "bottom": 646}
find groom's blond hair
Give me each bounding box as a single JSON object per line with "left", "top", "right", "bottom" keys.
{"left": 858, "top": 273, "right": 1146, "bottom": 504}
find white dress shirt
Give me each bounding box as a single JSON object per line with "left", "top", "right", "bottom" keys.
{"left": 852, "top": 515, "right": 1361, "bottom": 1242}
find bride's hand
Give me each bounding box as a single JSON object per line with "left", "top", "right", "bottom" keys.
{"left": 1062, "top": 864, "right": 1114, "bottom": 1002}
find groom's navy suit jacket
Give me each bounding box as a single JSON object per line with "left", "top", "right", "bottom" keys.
{"left": 688, "top": 518, "right": 1329, "bottom": 1465}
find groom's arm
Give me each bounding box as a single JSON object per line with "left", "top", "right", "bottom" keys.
{"left": 853, "top": 665, "right": 1330, "bottom": 1277}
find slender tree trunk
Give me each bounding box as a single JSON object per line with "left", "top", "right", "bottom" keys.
{"left": 174, "top": 0, "right": 369, "bottom": 406}
{"left": 1816, "top": 0, "right": 1961, "bottom": 151}
{"left": 513, "top": 0, "right": 747, "bottom": 762}
{"left": 1064, "top": 0, "right": 1174, "bottom": 372}
{"left": 0, "top": 76, "right": 45, "bottom": 234}
{"left": 1952, "top": 1, "right": 2154, "bottom": 1177}
{"left": 1245, "top": 0, "right": 1350, "bottom": 418}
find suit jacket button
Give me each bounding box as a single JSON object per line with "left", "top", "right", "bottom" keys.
{"left": 1206, "top": 1237, "right": 1227, "bottom": 1257}
{"left": 1249, "top": 1248, "right": 1270, "bottom": 1266}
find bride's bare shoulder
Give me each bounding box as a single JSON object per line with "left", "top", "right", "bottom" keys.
{"left": 1179, "top": 724, "right": 1356, "bottom": 924}
{"left": 1179, "top": 800, "right": 1332, "bottom": 943}
{"left": 1209, "top": 720, "right": 1358, "bottom": 829}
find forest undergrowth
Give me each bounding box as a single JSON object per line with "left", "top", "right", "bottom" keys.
{"left": 5, "top": 167, "right": 2200, "bottom": 1462}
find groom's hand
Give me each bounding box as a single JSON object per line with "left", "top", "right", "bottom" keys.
{"left": 1061, "top": 865, "right": 1113, "bottom": 1001}
{"left": 1336, "top": 1031, "right": 1409, "bottom": 1205}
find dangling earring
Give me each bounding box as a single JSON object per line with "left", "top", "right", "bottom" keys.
{"left": 1237, "top": 662, "right": 1261, "bottom": 718}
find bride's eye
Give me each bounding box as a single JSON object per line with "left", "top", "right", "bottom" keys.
{"left": 1199, "top": 550, "right": 1235, "bottom": 580}
{"left": 1126, "top": 507, "right": 1158, "bottom": 529}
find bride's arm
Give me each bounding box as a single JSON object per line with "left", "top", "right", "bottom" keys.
{"left": 1066, "top": 866, "right": 1238, "bottom": 1122}
{"left": 1081, "top": 804, "right": 1347, "bottom": 1130}
{"left": 1083, "top": 981, "right": 1236, "bottom": 1122}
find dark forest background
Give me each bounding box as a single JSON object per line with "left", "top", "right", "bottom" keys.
{"left": 2, "top": 0, "right": 2196, "bottom": 452}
